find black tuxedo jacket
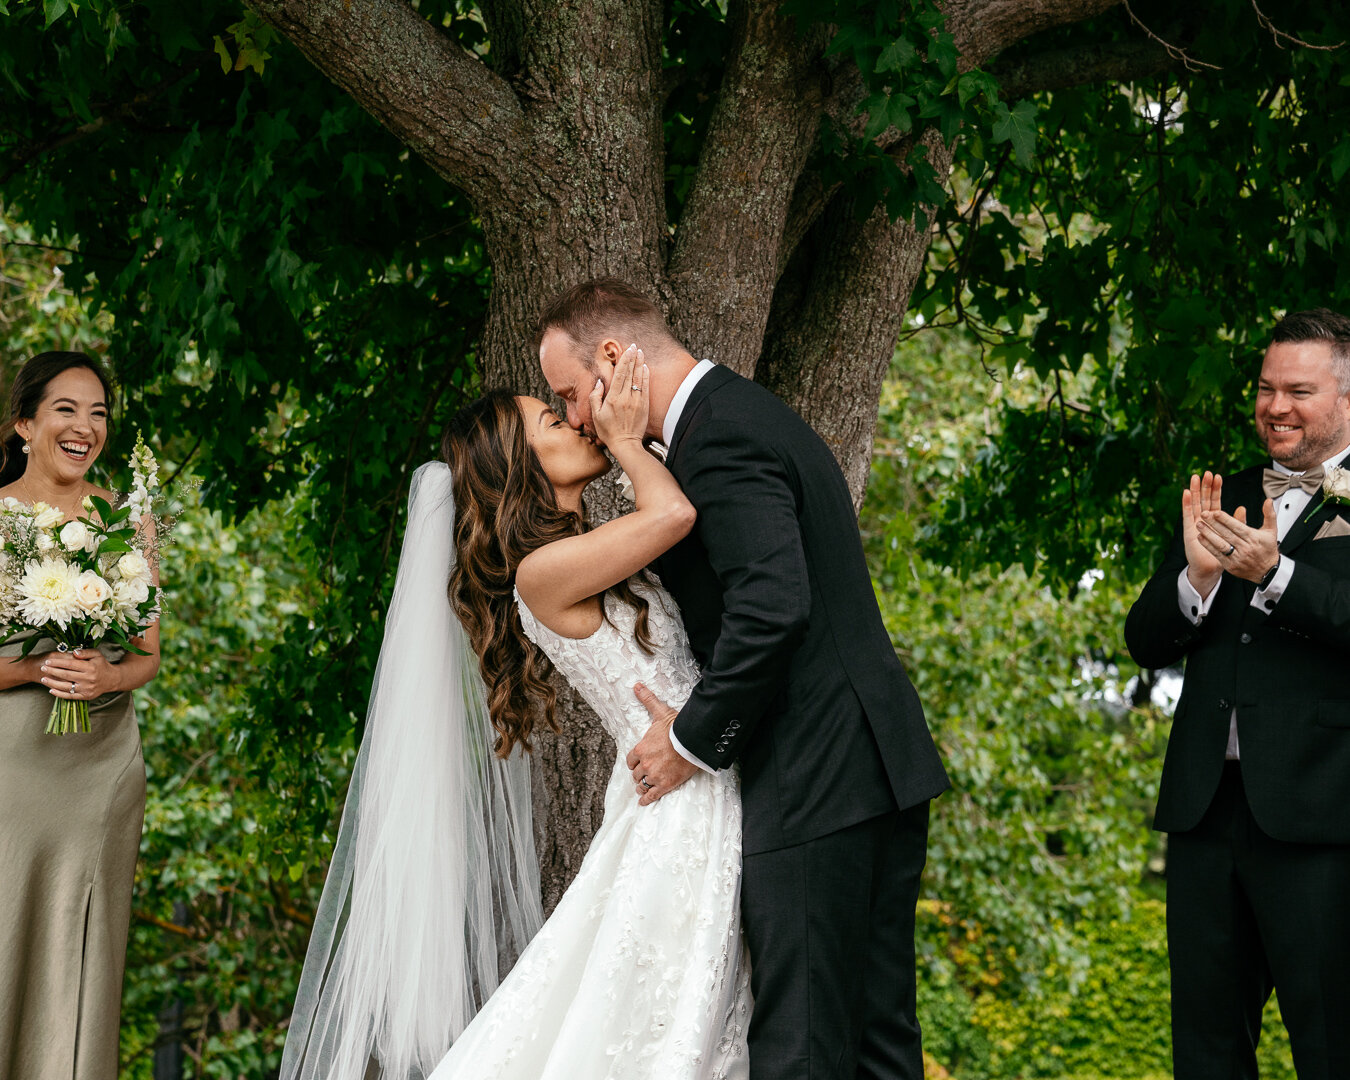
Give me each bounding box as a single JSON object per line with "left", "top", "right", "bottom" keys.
{"left": 1125, "top": 460, "right": 1350, "bottom": 844}
{"left": 655, "top": 366, "right": 949, "bottom": 855}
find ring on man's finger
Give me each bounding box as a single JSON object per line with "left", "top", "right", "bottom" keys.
{"left": 1225, "top": 544, "right": 1236, "bottom": 556}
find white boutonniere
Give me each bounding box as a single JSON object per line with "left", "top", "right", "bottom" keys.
{"left": 1323, "top": 465, "right": 1350, "bottom": 505}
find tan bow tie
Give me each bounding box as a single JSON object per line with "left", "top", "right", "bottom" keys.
{"left": 1263, "top": 466, "right": 1325, "bottom": 500}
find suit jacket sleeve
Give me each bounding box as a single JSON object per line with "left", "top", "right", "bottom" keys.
{"left": 1261, "top": 552, "right": 1350, "bottom": 649}
{"left": 669, "top": 419, "right": 810, "bottom": 770}
{"left": 1125, "top": 518, "right": 1213, "bottom": 670}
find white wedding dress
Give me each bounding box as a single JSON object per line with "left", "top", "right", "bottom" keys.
{"left": 427, "top": 576, "right": 751, "bottom": 1080}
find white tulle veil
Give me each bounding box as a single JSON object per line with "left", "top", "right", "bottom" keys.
{"left": 280, "top": 461, "right": 543, "bottom": 1080}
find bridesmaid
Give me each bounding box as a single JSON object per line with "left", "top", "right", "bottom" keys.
{"left": 0, "top": 352, "right": 161, "bottom": 1080}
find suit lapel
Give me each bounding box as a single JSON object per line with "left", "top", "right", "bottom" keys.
{"left": 665, "top": 365, "right": 737, "bottom": 467}
{"left": 1277, "top": 450, "right": 1350, "bottom": 557}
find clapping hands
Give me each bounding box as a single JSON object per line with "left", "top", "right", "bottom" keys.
{"left": 1182, "top": 471, "right": 1279, "bottom": 592}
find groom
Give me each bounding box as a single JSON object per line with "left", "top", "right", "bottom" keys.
{"left": 538, "top": 278, "right": 949, "bottom": 1079}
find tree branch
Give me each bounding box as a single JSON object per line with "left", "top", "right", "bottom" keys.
{"left": 990, "top": 36, "right": 1180, "bottom": 98}
{"left": 772, "top": 0, "right": 1130, "bottom": 283}
{"left": 246, "top": 0, "right": 526, "bottom": 204}
{"left": 759, "top": 129, "right": 955, "bottom": 508}
{"left": 665, "top": 0, "right": 830, "bottom": 374}
{"left": 942, "top": 0, "right": 1126, "bottom": 68}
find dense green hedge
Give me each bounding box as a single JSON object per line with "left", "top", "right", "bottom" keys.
{"left": 918, "top": 898, "right": 1295, "bottom": 1079}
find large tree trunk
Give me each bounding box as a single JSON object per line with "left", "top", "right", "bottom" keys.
{"left": 249, "top": 0, "right": 1129, "bottom": 907}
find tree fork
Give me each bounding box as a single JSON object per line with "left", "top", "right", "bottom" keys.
{"left": 665, "top": 0, "right": 830, "bottom": 373}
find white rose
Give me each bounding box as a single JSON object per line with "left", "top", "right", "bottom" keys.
{"left": 112, "top": 577, "right": 150, "bottom": 617}
{"left": 30, "top": 501, "right": 64, "bottom": 529}
{"left": 74, "top": 570, "right": 112, "bottom": 613}
{"left": 116, "top": 551, "right": 153, "bottom": 586}
{"left": 1324, "top": 465, "right": 1350, "bottom": 502}
{"left": 59, "top": 520, "right": 96, "bottom": 554}
{"left": 35, "top": 532, "right": 55, "bottom": 553}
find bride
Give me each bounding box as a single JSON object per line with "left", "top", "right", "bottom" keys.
{"left": 281, "top": 345, "right": 749, "bottom": 1080}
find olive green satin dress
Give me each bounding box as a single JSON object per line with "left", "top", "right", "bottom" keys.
{"left": 0, "top": 639, "right": 145, "bottom": 1080}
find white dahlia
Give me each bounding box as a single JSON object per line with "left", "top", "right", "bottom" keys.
{"left": 17, "top": 558, "right": 82, "bottom": 628}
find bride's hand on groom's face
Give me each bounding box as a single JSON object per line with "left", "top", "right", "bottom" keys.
{"left": 627, "top": 682, "right": 698, "bottom": 806}
{"left": 591, "top": 344, "right": 649, "bottom": 449}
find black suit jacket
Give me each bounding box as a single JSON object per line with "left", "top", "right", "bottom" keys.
{"left": 655, "top": 366, "right": 949, "bottom": 855}
{"left": 1125, "top": 460, "right": 1350, "bottom": 844}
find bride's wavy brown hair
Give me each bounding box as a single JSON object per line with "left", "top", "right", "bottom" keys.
{"left": 442, "top": 390, "right": 656, "bottom": 757}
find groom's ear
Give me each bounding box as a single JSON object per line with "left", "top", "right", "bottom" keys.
{"left": 593, "top": 338, "right": 623, "bottom": 386}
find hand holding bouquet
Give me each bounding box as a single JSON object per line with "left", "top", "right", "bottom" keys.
{"left": 0, "top": 434, "right": 162, "bottom": 734}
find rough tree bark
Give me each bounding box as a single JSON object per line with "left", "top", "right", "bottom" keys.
{"left": 248, "top": 0, "right": 1138, "bottom": 908}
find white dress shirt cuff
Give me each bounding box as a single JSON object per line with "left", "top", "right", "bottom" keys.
{"left": 669, "top": 728, "right": 716, "bottom": 774}
{"left": 1177, "top": 568, "right": 1220, "bottom": 625}
{"left": 1250, "top": 554, "right": 1294, "bottom": 613}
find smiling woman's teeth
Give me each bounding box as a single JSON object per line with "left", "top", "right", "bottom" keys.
{"left": 59, "top": 442, "right": 90, "bottom": 460}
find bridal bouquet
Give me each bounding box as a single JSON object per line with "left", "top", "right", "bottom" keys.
{"left": 0, "top": 434, "right": 162, "bottom": 734}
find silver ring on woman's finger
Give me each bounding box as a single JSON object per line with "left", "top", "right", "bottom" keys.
{"left": 70, "top": 681, "right": 76, "bottom": 694}
{"left": 632, "top": 385, "right": 641, "bottom": 391}
{"left": 1225, "top": 545, "right": 1236, "bottom": 556}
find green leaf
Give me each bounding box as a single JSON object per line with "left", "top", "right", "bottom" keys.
{"left": 89, "top": 495, "right": 114, "bottom": 524}
{"left": 1331, "top": 139, "right": 1350, "bottom": 183}
{"left": 992, "top": 99, "right": 1038, "bottom": 167}
{"left": 212, "top": 34, "right": 232, "bottom": 74}
{"left": 876, "top": 37, "right": 916, "bottom": 74}
{"left": 43, "top": 0, "right": 70, "bottom": 27}
{"left": 98, "top": 537, "right": 134, "bottom": 554}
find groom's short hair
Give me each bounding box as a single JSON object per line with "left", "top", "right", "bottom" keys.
{"left": 1271, "top": 307, "right": 1350, "bottom": 394}
{"left": 537, "top": 278, "right": 673, "bottom": 367}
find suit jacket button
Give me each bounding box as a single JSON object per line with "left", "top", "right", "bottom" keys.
{"left": 1239, "top": 633, "right": 1252, "bottom": 644}
{"left": 1218, "top": 699, "right": 1232, "bottom": 710}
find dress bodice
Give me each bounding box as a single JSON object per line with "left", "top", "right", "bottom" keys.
{"left": 515, "top": 576, "right": 700, "bottom": 749}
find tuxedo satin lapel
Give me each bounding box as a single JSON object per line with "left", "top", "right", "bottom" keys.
{"left": 665, "top": 365, "right": 737, "bottom": 466}
{"left": 1277, "top": 450, "right": 1350, "bottom": 557}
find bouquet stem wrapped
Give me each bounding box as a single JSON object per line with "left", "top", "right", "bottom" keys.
{"left": 46, "top": 644, "right": 91, "bottom": 735}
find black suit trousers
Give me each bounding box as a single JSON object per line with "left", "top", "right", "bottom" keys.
{"left": 740, "top": 801, "right": 930, "bottom": 1080}
{"left": 1167, "top": 763, "right": 1350, "bottom": 1080}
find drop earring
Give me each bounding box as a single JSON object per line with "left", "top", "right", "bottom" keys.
{"left": 21, "top": 443, "right": 30, "bottom": 455}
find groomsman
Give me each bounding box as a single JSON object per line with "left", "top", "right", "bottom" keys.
{"left": 1125, "top": 308, "right": 1350, "bottom": 1079}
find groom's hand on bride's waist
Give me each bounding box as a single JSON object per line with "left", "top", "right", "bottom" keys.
{"left": 628, "top": 683, "right": 698, "bottom": 806}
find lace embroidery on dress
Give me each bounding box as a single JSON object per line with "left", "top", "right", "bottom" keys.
{"left": 426, "top": 576, "right": 749, "bottom": 1080}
